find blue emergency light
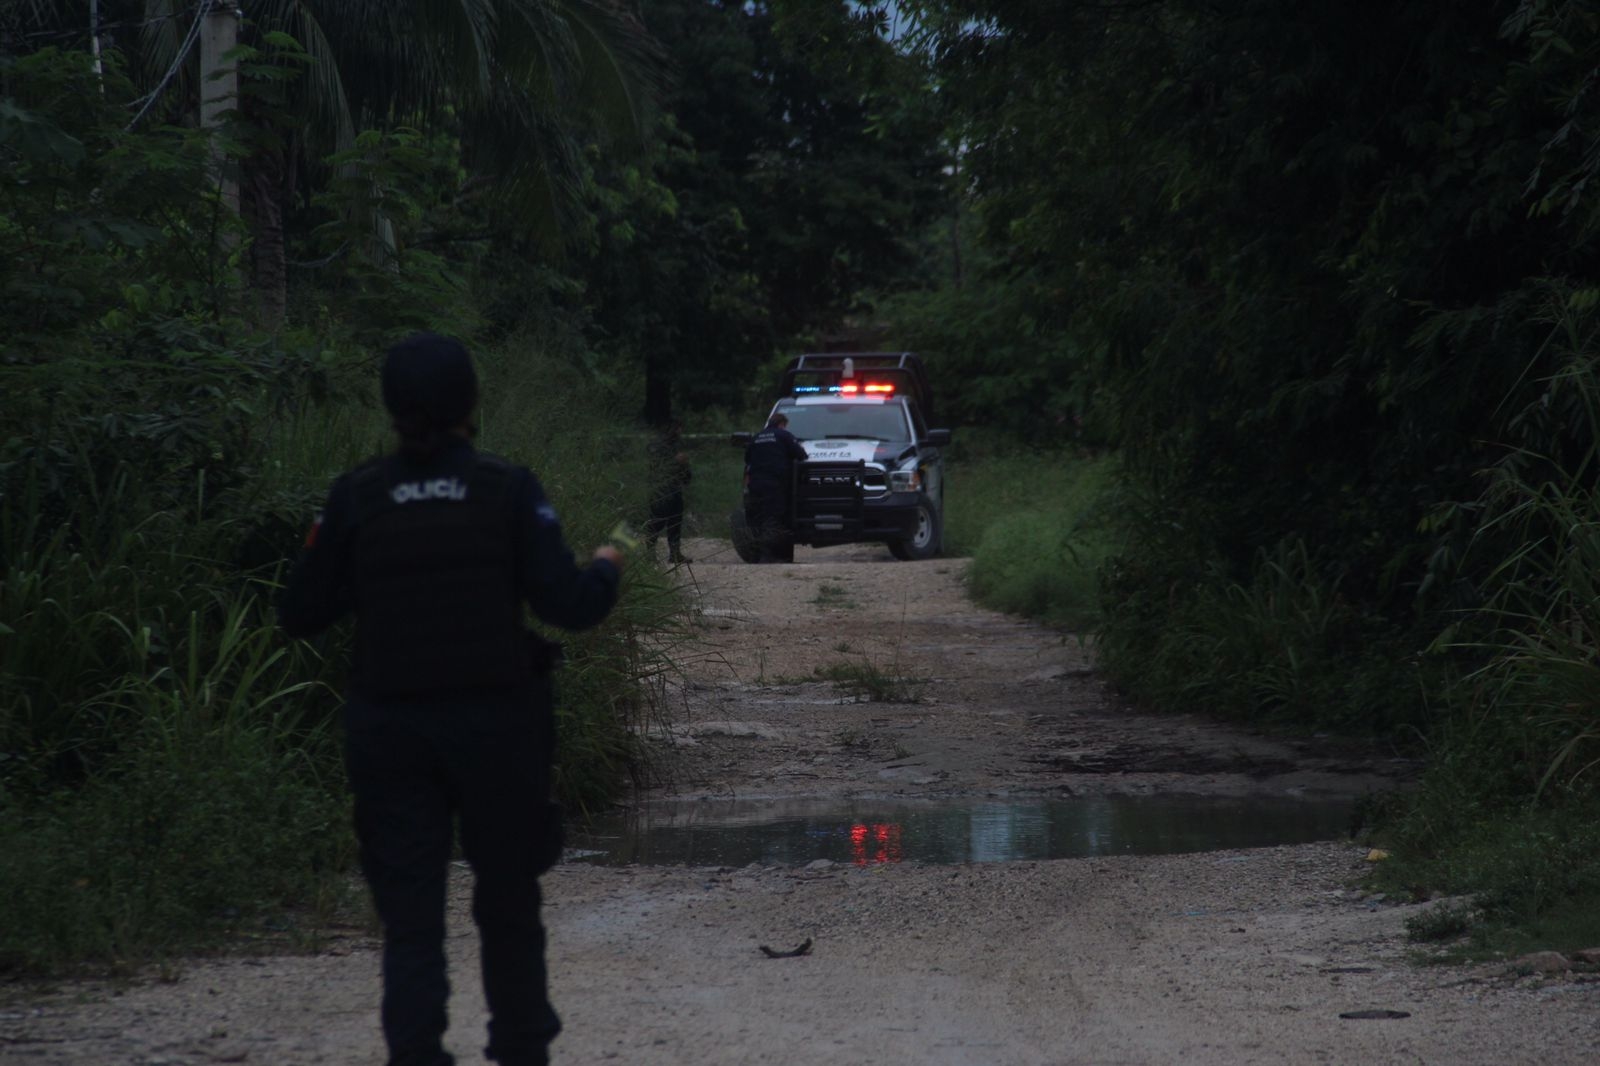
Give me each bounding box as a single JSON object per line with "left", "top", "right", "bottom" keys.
{"left": 790, "top": 383, "right": 895, "bottom": 396}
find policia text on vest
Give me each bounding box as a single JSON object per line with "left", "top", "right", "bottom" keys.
{"left": 389, "top": 475, "right": 469, "bottom": 504}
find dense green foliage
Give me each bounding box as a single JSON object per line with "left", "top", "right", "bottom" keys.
{"left": 882, "top": 0, "right": 1600, "bottom": 939}
{"left": 12, "top": 0, "right": 1600, "bottom": 967}
{"left": 576, "top": 0, "right": 948, "bottom": 419}
{"left": 944, "top": 450, "right": 1115, "bottom": 631}
{"left": 0, "top": 0, "right": 956, "bottom": 973}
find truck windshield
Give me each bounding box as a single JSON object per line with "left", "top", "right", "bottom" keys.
{"left": 778, "top": 403, "right": 909, "bottom": 442}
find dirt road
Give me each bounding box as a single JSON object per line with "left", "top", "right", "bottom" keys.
{"left": 5, "top": 539, "right": 1598, "bottom": 1065}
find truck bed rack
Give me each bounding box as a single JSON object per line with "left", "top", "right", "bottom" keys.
{"left": 782, "top": 352, "right": 933, "bottom": 415}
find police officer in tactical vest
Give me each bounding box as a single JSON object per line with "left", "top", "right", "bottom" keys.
{"left": 278, "top": 332, "right": 623, "bottom": 1066}
{"left": 743, "top": 412, "right": 809, "bottom": 562}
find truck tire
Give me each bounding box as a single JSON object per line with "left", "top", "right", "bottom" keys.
{"left": 888, "top": 495, "right": 942, "bottom": 561}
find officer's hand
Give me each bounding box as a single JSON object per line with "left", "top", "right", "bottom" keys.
{"left": 593, "top": 545, "right": 625, "bottom": 570}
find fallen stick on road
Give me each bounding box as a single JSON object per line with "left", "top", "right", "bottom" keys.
{"left": 758, "top": 939, "right": 813, "bottom": 959}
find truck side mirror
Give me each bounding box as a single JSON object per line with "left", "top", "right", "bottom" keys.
{"left": 730, "top": 432, "right": 754, "bottom": 446}
{"left": 921, "top": 429, "right": 952, "bottom": 448}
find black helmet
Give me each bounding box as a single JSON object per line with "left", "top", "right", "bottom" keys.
{"left": 380, "top": 332, "right": 478, "bottom": 432}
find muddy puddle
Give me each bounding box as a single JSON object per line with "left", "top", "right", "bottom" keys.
{"left": 568, "top": 794, "right": 1357, "bottom": 867}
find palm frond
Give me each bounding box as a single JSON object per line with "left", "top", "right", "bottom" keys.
{"left": 137, "top": 0, "right": 188, "bottom": 108}
{"left": 461, "top": 73, "right": 584, "bottom": 248}
{"left": 560, "top": 0, "right": 657, "bottom": 145}
{"left": 245, "top": 0, "right": 357, "bottom": 154}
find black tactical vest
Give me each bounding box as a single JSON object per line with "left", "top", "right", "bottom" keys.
{"left": 745, "top": 428, "right": 792, "bottom": 488}
{"left": 346, "top": 452, "right": 528, "bottom": 696}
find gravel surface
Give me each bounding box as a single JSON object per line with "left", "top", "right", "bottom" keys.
{"left": 5, "top": 538, "right": 1598, "bottom": 1065}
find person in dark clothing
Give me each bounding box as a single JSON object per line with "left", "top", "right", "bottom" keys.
{"left": 743, "top": 412, "right": 808, "bottom": 563}
{"left": 277, "top": 332, "right": 623, "bottom": 1066}
{"left": 643, "top": 422, "right": 692, "bottom": 565}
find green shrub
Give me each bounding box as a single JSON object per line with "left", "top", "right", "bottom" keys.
{"left": 0, "top": 714, "right": 349, "bottom": 974}
{"left": 683, "top": 447, "right": 746, "bottom": 540}
{"left": 0, "top": 46, "right": 685, "bottom": 976}
{"left": 1370, "top": 401, "right": 1600, "bottom": 950}
{"left": 0, "top": 331, "right": 689, "bottom": 974}
{"left": 1405, "top": 903, "right": 1474, "bottom": 944}
{"left": 0, "top": 585, "right": 350, "bottom": 974}
{"left": 1107, "top": 538, "right": 1427, "bottom": 730}
{"left": 1377, "top": 789, "right": 1600, "bottom": 956}
{"left": 966, "top": 512, "right": 1101, "bottom": 628}
{"left": 948, "top": 450, "right": 1116, "bottom": 630}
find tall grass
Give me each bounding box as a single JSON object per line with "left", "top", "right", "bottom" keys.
{"left": 1464, "top": 465, "right": 1600, "bottom": 796}
{"left": 1371, "top": 351, "right": 1600, "bottom": 949}
{"left": 948, "top": 450, "right": 1116, "bottom": 630}
{"left": 0, "top": 485, "right": 351, "bottom": 972}
{"left": 683, "top": 446, "right": 746, "bottom": 541}
{"left": 1100, "top": 536, "right": 1426, "bottom": 730}
{"left": 0, "top": 605, "right": 350, "bottom": 973}
{"left": 0, "top": 333, "right": 689, "bottom": 974}
{"left": 474, "top": 337, "right": 694, "bottom": 812}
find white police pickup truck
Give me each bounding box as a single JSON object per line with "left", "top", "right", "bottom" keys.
{"left": 731, "top": 352, "right": 952, "bottom": 562}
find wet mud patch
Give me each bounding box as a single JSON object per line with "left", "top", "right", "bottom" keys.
{"left": 571, "top": 793, "right": 1357, "bottom": 867}
{"left": 655, "top": 539, "right": 1415, "bottom": 805}
{"left": 1025, "top": 743, "right": 1301, "bottom": 778}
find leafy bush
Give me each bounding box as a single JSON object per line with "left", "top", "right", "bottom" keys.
{"left": 878, "top": 274, "right": 1103, "bottom": 445}
{"left": 946, "top": 450, "right": 1116, "bottom": 630}
{"left": 1, "top": 330, "right": 691, "bottom": 974}
{"left": 1380, "top": 793, "right": 1600, "bottom": 956}
{"left": 1371, "top": 339, "right": 1600, "bottom": 945}
{"left": 0, "top": 703, "right": 349, "bottom": 974}
{"left": 966, "top": 512, "right": 1100, "bottom": 628}
{"left": 1098, "top": 537, "right": 1429, "bottom": 731}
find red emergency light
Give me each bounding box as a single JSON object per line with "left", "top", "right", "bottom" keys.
{"left": 827, "top": 382, "right": 895, "bottom": 396}
{"left": 849, "top": 822, "right": 904, "bottom": 866}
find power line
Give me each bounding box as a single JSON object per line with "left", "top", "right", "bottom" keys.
{"left": 3, "top": 5, "right": 197, "bottom": 46}
{"left": 124, "top": 0, "right": 215, "bottom": 131}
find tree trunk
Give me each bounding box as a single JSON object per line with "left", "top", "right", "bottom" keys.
{"left": 242, "top": 148, "right": 288, "bottom": 331}
{"left": 643, "top": 342, "right": 673, "bottom": 427}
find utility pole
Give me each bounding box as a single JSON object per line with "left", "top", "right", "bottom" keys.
{"left": 199, "top": 5, "right": 240, "bottom": 217}
{"left": 89, "top": 0, "right": 104, "bottom": 92}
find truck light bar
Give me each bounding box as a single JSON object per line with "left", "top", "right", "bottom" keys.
{"left": 792, "top": 383, "right": 896, "bottom": 396}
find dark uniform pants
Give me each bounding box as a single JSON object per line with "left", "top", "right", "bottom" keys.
{"left": 344, "top": 688, "right": 560, "bottom": 1066}
{"left": 644, "top": 488, "right": 685, "bottom": 558}
{"left": 744, "top": 479, "right": 790, "bottom": 562}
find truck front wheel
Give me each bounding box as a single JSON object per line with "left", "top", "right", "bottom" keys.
{"left": 888, "top": 496, "right": 942, "bottom": 561}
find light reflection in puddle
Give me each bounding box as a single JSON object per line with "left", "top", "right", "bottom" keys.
{"left": 567, "top": 794, "right": 1357, "bottom": 867}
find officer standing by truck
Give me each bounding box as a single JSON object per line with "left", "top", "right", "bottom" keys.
{"left": 743, "top": 412, "right": 808, "bottom": 562}
{"left": 643, "top": 421, "right": 692, "bottom": 565}
{"left": 277, "top": 332, "right": 623, "bottom": 1066}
